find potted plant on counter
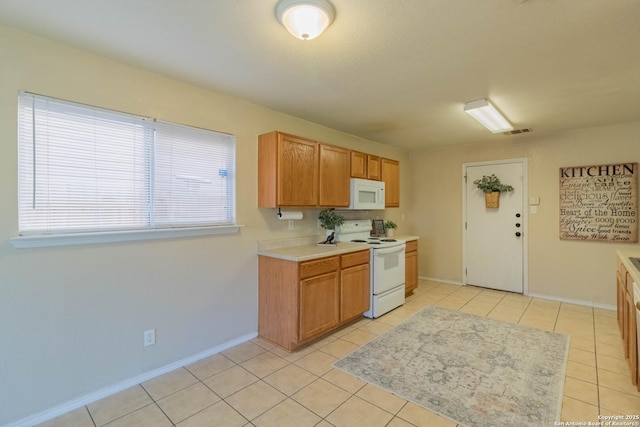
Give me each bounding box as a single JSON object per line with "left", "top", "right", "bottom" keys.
{"left": 384, "top": 220, "right": 398, "bottom": 237}
{"left": 473, "top": 174, "right": 514, "bottom": 208}
{"left": 319, "top": 209, "right": 344, "bottom": 240}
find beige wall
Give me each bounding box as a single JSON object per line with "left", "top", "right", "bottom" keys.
{"left": 409, "top": 122, "right": 640, "bottom": 306}
{"left": 3, "top": 21, "right": 638, "bottom": 425}
{"left": 0, "top": 26, "right": 410, "bottom": 425}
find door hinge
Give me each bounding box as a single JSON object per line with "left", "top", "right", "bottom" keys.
{"left": 465, "top": 268, "right": 467, "bottom": 276}
{"left": 464, "top": 175, "right": 467, "bottom": 183}
{"left": 465, "top": 222, "right": 467, "bottom": 229}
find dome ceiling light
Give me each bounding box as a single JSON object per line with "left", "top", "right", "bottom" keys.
{"left": 275, "top": 0, "right": 336, "bottom": 40}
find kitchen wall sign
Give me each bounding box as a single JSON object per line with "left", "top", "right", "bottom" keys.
{"left": 559, "top": 162, "right": 637, "bottom": 242}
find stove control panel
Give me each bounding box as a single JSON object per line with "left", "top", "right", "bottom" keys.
{"left": 336, "top": 220, "right": 373, "bottom": 233}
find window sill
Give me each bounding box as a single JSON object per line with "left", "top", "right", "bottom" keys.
{"left": 11, "top": 225, "right": 244, "bottom": 248}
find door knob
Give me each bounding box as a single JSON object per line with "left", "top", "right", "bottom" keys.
{"left": 515, "top": 232, "right": 521, "bottom": 237}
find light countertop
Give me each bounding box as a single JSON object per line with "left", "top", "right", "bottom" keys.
{"left": 257, "top": 241, "right": 370, "bottom": 262}
{"left": 257, "top": 235, "right": 419, "bottom": 262}
{"left": 617, "top": 247, "right": 640, "bottom": 285}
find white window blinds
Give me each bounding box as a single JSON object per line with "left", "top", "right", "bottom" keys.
{"left": 17, "top": 92, "right": 236, "bottom": 236}
{"left": 153, "top": 121, "right": 235, "bottom": 227}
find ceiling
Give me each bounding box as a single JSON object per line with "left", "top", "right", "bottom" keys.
{"left": 1, "top": 0, "right": 639, "bottom": 150}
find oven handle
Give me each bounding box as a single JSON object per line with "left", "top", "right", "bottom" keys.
{"left": 374, "top": 245, "right": 405, "bottom": 256}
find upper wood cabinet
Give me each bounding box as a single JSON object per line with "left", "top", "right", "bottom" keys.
{"left": 319, "top": 144, "right": 351, "bottom": 207}
{"left": 259, "top": 131, "right": 398, "bottom": 208}
{"left": 350, "top": 151, "right": 367, "bottom": 179}
{"left": 381, "top": 158, "right": 400, "bottom": 207}
{"left": 350, "top": 151, "right": 381, "bottom": 180}
{"left": 258, "top": 131, "right": 319, "bottom": 207}
{"left": 367, "top": 155, "right": 381, "bottom": 180}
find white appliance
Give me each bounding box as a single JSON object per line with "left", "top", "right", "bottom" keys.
{"left": 336, "top": 220, "right": 405, "bottom": 318}
{"left": 348, "top": 178, "right": 385, "bottom": 210}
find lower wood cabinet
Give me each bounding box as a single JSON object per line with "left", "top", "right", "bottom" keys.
{"left": 340, "top": 252, "right": 370, "bottom": 321}
{"left": 299, "top": 271, "right": 340, "bottom": 341}
{"left": 259, "top": 250, "right": 370, "bottom": 350}
{"left": 616, "top": 255, "right": 639, "bottom": 390}
{"left": 405, "top": 240, "right": 418, "bottom": 296}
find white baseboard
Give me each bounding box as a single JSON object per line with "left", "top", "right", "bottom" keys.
{"left": 7, "top": 331, "right": 258, "bottom": 427}
{"left": 420, "top": 277, "right": 615, "bottom": 311}
{"left": 527, "top": 293, "right": 616, "bottom": 311}
{"left": 419, "top": 276, "right": 463, "bottom": 286}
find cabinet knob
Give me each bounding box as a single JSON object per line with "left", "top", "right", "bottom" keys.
{"left": 515, "top": 232, "right": 521, "bottom": 237}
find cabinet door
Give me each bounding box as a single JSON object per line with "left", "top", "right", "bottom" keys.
{"left": 277, "top": 135, "right": 319, "bottom": 206}
{"left": 367, "top": 155, "right": 381, "bottom": 180}
{"left": 340, "top": 264, "right": 370, "bottom": 321}
{"left": 350, "top": 151, "right": 367, "bottom": 179}
{"left": 319, "top": 144, "right": 351, "bottom": 207}
{"left": 626, "top": 271, "right": 638, "bottom": 386}
{"left": 405, "top": 249, "right": 418, "bottom": 296}
{"left": 299, "top": 272, "right": 340, "bottom": 341}
{"left": 381, "top": 158, "right": 400, "bottom": 207}
{"left": 617, "top": 267, "right": 625, "bottom": 335}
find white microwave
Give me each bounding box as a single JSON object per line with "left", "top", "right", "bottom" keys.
{"left": 349, "top": 178, "right": 385, "bottom": 210}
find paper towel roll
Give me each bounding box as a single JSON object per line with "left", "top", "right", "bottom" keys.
{"left": 277, "top": 210, "right": 303, "bottom": 220}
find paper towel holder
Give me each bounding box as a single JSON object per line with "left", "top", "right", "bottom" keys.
{"left": 277, "top": 208, "right": 304, "bottom": 221}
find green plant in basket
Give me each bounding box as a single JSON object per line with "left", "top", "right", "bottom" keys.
{"left": 473, "top": 174, "right": 514, "bottom": 193}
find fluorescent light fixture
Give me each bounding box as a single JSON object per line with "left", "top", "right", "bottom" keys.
{"left": 464, "top": 99, "right": 513, "bottom": 133}
{"left": 276, "top": 0, "right": 335, "bottom": 40}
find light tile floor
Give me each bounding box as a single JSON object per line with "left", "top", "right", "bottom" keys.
{"left": 39, "top": 280, "right": 640, "bottom": 427}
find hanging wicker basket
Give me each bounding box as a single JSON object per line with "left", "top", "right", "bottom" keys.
{"left": 485, "top": 191, "right": 500, "bottom": 208}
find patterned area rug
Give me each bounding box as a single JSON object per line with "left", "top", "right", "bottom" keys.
{"left": 334, "top": 306, "right": 570, "bottom": 427}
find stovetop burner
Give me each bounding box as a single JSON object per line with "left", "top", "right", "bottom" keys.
{"left": 337, "top": 220, "right": 406, "bottom": 248}
{"left": 350, "top": 239, "right": 385, "bottom": 245}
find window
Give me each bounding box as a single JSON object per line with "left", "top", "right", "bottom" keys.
{"left": 16, "top": 92, "right": 236, "bottom": 243}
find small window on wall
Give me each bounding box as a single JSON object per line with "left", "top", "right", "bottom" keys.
{"left": 16, "top": 92, "right": 236, "bottom": 244}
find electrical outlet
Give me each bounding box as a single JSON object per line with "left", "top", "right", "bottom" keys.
{"left": 144, "top": 329, "right": 155, "bottom": 347}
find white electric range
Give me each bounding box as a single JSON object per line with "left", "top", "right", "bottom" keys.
{"left": 335, "top": 220, "right": 406, "bottom": 318}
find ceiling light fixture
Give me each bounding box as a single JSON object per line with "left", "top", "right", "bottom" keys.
{"left": 463, "top": 99, "right": 513, "bottom": 133}
{"left": 276, "top": 0, "right": 335, "bottom": 41}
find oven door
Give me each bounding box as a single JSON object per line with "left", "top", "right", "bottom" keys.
{"left": 371, "top": 243, "right": 406, "bottom": 294}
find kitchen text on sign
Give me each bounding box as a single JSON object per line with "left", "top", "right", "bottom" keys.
{"left": 559, "top": 162, "right": 637, "bottom": 242}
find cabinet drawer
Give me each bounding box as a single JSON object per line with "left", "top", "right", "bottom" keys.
{"left": 405, "top": 240, "right": 418, "bottom": 253}
{"left": 341, "top": 250, "right": 370, "bottom": 269}
{"left": 300, "top": 256, "right": 340, "bottom": 279}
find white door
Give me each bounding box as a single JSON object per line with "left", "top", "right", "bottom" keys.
{"left": 464, "top": 160, "right": 526, "bottom": 293}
